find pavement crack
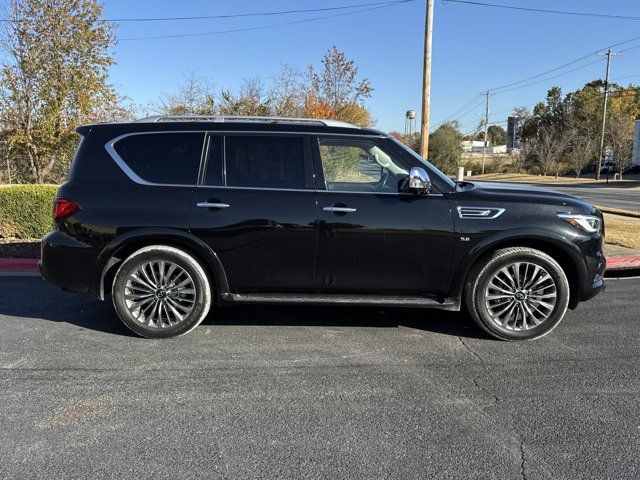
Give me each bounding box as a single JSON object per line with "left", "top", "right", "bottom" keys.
{"left": 458, "top": 336, "right": 484, "bottom": 362}
{"left": 520, "top": 440, "right": 527, "bottom": 480}
{"left": 472, "top": 378, "right": 500, "bottom": 404}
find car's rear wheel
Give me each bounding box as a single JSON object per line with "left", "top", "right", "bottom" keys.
{"left": 464, "top": 247, "right": 570, "bottom": 341}
{"left": 112, "top": 245, "right": 211, "bottom": 338}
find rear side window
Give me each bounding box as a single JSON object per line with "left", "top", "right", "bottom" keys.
{"left": 225, "top": 136, "right": 305, "bottom": 189}
{"left": 113, "top": 132, "right": 204, "bottom": 185}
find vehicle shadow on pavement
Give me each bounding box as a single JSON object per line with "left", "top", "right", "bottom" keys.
{"left": 0, "top": 277, "right": 136, "bottom": 337}
{"left": 208, "top": 305, "right": 487, "bottom": 339}
{"left": 0, "top": 277, "right": 486, "bottom": 339}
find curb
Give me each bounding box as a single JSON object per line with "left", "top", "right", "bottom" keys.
{"left": 606, "top": 255, "right": 640, "bottom": 271}
{"left": 1, "top": 256, "right": 639, "bottom": 274}
{"left": 0, "top": 258, "right": 39, "bottom": 272}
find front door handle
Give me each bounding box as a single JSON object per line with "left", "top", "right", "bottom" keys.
{"left": 323, "top": 206, "right": 357, "bottom": 213}
{"left": 197, "top": 202, "right": 230, "bottom": 209}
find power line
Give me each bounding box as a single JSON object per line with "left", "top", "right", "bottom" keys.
{"left": 440, "top": 94, "right": 482, "bottom": 122}
{"left": 491, "top": 55, "right": 596, "bottom": 93}
{"left": 493, "top": 59, "right": 604, "bottom": 95}
{"left": 477, "top": 33, "right": 640, "bottom": 94}
{"left": 118, "top": 2, "right": 411, "bottom": 41}
{"left": 474, "top": 34, "right": 640, "bottom": 100}
{"left": 0, "top": 0, "right": 413, "bottom": 23}
{"left": 443, "top": 1, "right": 640, "bottom": 21}
{"left": 612, "top": 74, "right": 640, "bottom": 82}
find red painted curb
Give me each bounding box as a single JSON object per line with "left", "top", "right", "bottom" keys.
{"left": 1, "top": 256, "right": 640, "bottom": 273}
{"left": 606, "top": 255, "right": 640, "bottom": 270}
{"left": 0, "top": 258, "right": 39, "bottom": 272}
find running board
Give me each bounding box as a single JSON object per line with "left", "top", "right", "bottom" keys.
{"left": 221, "top": 293, "right": 460, "bottom": 311}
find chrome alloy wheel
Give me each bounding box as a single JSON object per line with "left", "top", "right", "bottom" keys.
{"left": 484, "top": 262, "right": 558, "bottom": 331}
{"left": 124, "top": 260, "right": 196, "bottom": 328}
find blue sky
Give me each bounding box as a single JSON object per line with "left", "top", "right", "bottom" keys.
{"left": 98, "top": 1, "right": 640, "bottom": 132}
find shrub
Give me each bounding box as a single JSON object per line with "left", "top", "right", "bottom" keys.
{"left": 0, "top": 184, "right": 58, "bottom": 239}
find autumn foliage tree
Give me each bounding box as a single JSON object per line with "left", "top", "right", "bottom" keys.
{"left": 304, "top": 46, "right": 373, "bottom": 126}
{"left": 153, "top": 47, "right": 375, "bottom": 128}
{"left": 0, "top": 0, "right": 118, "bottom": 183}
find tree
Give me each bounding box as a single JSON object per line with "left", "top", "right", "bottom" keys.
{"left": 566, "top": 128, "right": 597, "bottom": 178}
{"left": 428, "top": 122, "right": 464, "bottom": 174}
{"left": 473, "top": 124, "right": 506, "bottom": 146}
{"left": 511, "top": 144, "right": 528, "bottom": 173}
{"left": 269, "top": 64, "right": 305, "bottom": 117}
{"left": 305, "top": 46, "right": 373, "bottom": 126}
{"left": 156, "top": 71, "right": 215, "bottom": 115}
{"left": 529, "top": 125, "right": 570, "bottom": 175}
{"left": 0, "top": 0, "right": 117, "bottom": 183}
{"left": 219, "top": 77, "right": 271, "bottom": 116}
{"left": 607, "top": 111, "right": 635, "bottom": 179}
{"left": 521, "top": 87, "right": 571, "bottom": 142}
{"left": 488, "top": 125, "right": 507, "bottom": 146}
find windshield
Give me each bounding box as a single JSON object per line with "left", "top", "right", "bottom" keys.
{"left": 387, "top": 135, "right": 456, "bottom": 190}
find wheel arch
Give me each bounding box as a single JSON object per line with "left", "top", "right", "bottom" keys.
{"left": 89, "top": 228, "right": 230, "bottom": 301}
{"left": 450, "top": 229, "right": 586, "bottom": 310}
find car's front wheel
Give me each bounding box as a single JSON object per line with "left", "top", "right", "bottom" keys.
{"left": 464, "top": 247, "right": 570, "bottom": 341}
{"left": 112, "top": 245, "right": 212, "bottom": 338}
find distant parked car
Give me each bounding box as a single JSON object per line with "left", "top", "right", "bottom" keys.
{"left": 40, "top": 115, "right": 606, "bottom": 341}
{"left": 600, "top": 161, "right": 615, "bottom": 174}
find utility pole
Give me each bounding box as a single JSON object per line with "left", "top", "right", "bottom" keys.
{"left": 419, "top": 0, "right": 434, "bottom": 158}
{"left": 481, "top": 90, "right": 491, "bottom": 175}
{"left": 596, "top": 49, "right": 622, "bottom": 180}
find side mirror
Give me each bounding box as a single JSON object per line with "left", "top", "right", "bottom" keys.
{"left": 408, "top": 167, "right": 431, "bottom": 195}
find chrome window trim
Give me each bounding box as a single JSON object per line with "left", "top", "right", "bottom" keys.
{"left": 193, "top": 185, "right": 444, "bottom": 196}
{"left": 317, "top": 189, "right": 444, "bottom": 197}
{"left": 197, "top": 185, "right": 315, "bottom": 193}
{"left": 105, "top": 130, "right": 386, "bottom": 188}
{"left": 457, "top": 206, "right": 505, "bottom": 219}
{"left": 105, "top": 131, "right": 206, "bottom": 188}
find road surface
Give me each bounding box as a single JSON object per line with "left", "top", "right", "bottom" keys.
{"left": 1, "top": 276, "right": 638, "bottom": 479}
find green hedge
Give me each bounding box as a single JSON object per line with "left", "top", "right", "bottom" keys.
{"left": 0, "top": 184, "right": 58, "bottom": 239}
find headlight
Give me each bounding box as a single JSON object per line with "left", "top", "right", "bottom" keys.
{"left": 557, "top": 213, "right": 602, "bottom": 233}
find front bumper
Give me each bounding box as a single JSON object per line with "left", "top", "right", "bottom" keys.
{"left": 575, "top": 233, "right": 606, "bottom": 305}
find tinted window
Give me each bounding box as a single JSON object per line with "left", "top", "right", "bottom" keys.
{"left": 225, "top": 136, "right": 305, "bottom": 189}
{"left": 318, "top": 138, "right": 408, "bottom": 193}
{"left": 203, "top": 135, "right": 223, "bottom": 186}
{"left": 114, "top": 132, "right": 204, "bottom": 185}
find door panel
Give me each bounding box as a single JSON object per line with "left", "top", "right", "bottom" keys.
{"left": 313, "top": 136, "right": 455, "bottom": 295}
{"left": 190, "top": 188, "right": 317, "bottom": 292}
{"left": 190, "top": 133, "right": 318, "bottom": 293}
{"left": 315, "top": 192, "right": 454, "bottom": 294}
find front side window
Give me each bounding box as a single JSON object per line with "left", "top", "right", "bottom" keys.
{"left": 318, "top": 138, "right": 409, "bottom": 193}
{"left": 225, "top": 135, "right": 305, "bottom": 189}
{"left": 113, "top": 132, "right": 204, "bottom": 185}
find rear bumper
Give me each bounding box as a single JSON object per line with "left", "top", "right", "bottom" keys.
{"left": 39, "top": 230, "right": 99, "bottom": 294}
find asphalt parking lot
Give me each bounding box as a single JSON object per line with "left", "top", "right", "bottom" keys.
{"left": 1, "top": 276, "right": 639, "bottom": 479}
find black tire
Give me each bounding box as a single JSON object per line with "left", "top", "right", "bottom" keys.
{"left": 464, "top": 247, "right": 570, "bottom": 341}
{"left": 112, "top": 245, "right": 212, "bottom": 338}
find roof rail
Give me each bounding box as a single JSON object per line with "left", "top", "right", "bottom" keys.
{"left": 134, "top": 114, "right": 359, "bottom": 129}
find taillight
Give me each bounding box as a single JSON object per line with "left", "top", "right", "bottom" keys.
{"left": 53, "top": 198, "right": 80, "bottom": 221}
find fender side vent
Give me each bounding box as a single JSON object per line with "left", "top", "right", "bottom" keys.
{"left": 457, "top": 206, "right": 505, "bottom": 219}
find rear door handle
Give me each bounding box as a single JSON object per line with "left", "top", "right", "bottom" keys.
{"left": 197, "top": 202, "right": 230, "bottom": 209}
{"left": 323, "top": 206, "right": 357, "bottom": 213}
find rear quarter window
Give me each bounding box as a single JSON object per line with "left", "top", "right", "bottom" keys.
{"left": 112, "top": 132, "right": 205, "bottom": 185}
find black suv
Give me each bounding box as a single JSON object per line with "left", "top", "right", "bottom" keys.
{"left": 40, "top": 115, "right": 606, "bottom": 340}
